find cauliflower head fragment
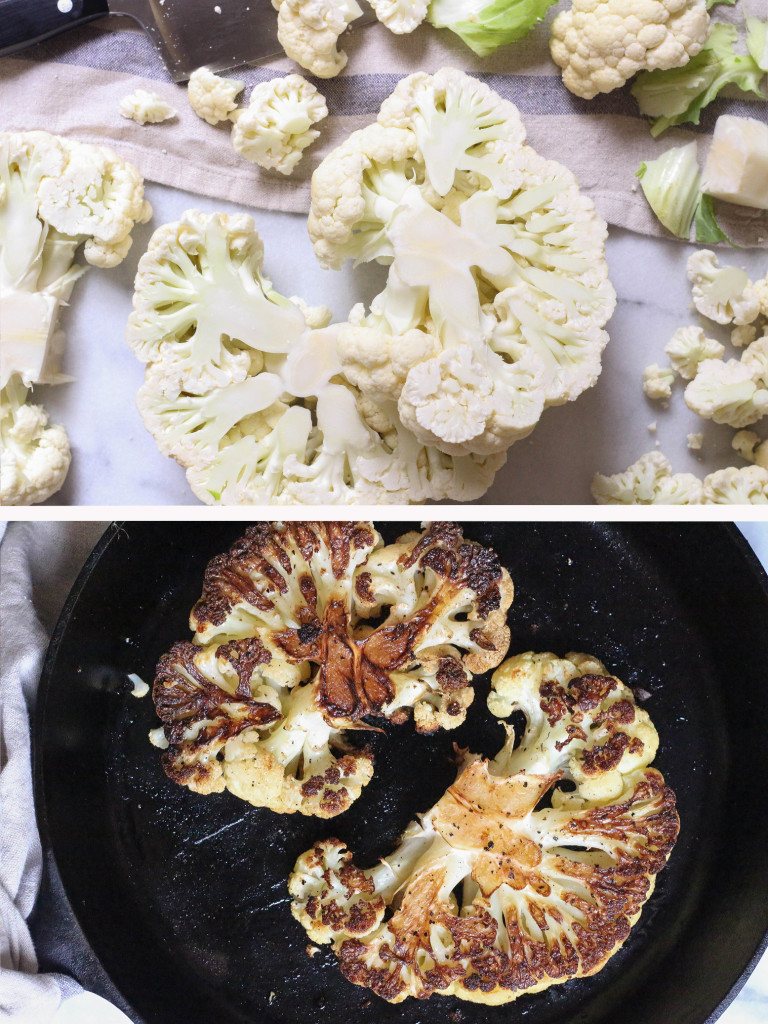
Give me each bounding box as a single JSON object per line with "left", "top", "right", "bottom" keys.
{"left": 290, "top": 651, "right": 678, "bottom": 1002}
{"left": 0, "top": 374, "right": 70, "bottom": 506}
{"left": 1, "top": 130, "right": 151, "bottom": 389}
{"left": 272, "top": 0, "right": 364, "bottom": 78}
{"left": 231, "top": 75, "right": 328, "bottom": 175}
{"left": 310, "top": 68, "right": 615, "bottom": 458}
{"left": 119, "top": 89, "right": 176, "bottom": 125}
{"left": 187, "top": 68, "right": 245, "bottom": 125}
{"left": 550, "top": 0, "right": 710, "bottom": 100}
{"left": 153, "top": 522, "right": 514, "bottom": 813}
{"left": 592, "top": 451, "right": 703, "bottom": 504}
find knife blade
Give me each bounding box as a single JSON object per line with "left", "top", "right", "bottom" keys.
{"left": 0, "top": 0, "right": 375, "bottom": 83}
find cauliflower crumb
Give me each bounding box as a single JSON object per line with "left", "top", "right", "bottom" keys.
{"left": 648, "top": 421, "right": 657, "bottom": 433}
{"left": 687, "top": 432, "right": 703, "bottom": 451}
{"left": 119, "top": 89, "right": 176, "bottom": 125}
{"left": 188, "top": 67, "right": 245, "bottom": 126}
{"left": 231, "top": 74, "right": 327, "bottom": 174}
{"left": 643, "top": 363, "right": 676, "bottom": 400}
{"left": 306, "top": 944, "right": 320, "bottom": 957}
{"left": 128, "top": 673, "right": 150, "bottom": 698}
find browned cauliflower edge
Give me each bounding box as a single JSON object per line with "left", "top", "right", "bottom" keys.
{"left": 288, "top": 651, "right": 679, "bottom": 999}
{"left": 150, "top": 521, "right": 514, "bottom": 816}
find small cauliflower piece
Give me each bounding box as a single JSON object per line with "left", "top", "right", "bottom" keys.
{"left": 684, "top": 358, "right": 768, "bottom": 428}
{"left": 741, "top": 337, "right": 768, "bottom": 385}
{"left": 231, "top": 75, "right": 328, "bottom": 175}
{"left": 664, "top": 325, "right": 725, "bottom": 379}
{"left": 702, "top": 465, "right": 768, "bottom": 504}
{"left": 642, "top": 362, "right": 676, "bottom": 399}
{"left": 0, "top": 374, "right": 70, "bottom": 506}
{"left": 153, "top": 523, "right": 514, "bottom": 814}
{"left": 731, "top": 324, "right": 758, "bottom": 350}
{"left": 369, "top": 0, "right": 428, "bottom": 34}
{"left": 592, "top": 451, "right": 703, "bottom": 504}
{"left": 687, "top": 250, "right": 761, "bottom": 326}
{"left": 732, "top": 428, "right": 768, "bottom": 469}
{"left": 119, "top": 89, "right": 176, "bottom": 125}
{"left": 290, "top": 651, "right": 678, "bottom": 1003}
{"left": 701, "top": 114, "right": 768, "bottom": 212}
{"left": 550, "top": 0, "right": 710, "bottom": 100}
{"left": 187, "top": 68, "right": 245, "bottom": 125}
{"left": 272, "top": 0, "right": 363, "bottom": 79}
{"left": 687, "top": 432, "right": 703, "bottom": 450}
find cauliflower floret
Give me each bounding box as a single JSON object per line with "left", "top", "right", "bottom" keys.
{"left": 231, "top": 74, "right": 328, "bottom": 175}
{"left": 336, "top": 313, "right": 441, "bottom": 403}
{"left": 1, "top": 131, "right": 151, "bottom": 388}
{"left": 290, "top": 650, "right": 678, "bottom": 1003}
{"left": 368, "top": 0, "right": 428, "bottom": 33}
{"left": 664, "top": 325, "right": 725, "bottom": 379}
{"left": 153, "top": 523, "right": 514, "bottom": 814}
{"left": 119, "top": 89, "right": 176, "bottom": 125}
{"left": 731, "top": 324, "right": 758, "bottom": 349}
{"left": 740, "top": 336, "right": 768, "bottom": 384}
{"left": 377, "top": 67, "right": 526, "bottom": 198}
{"left": 308, "top": 69, "right": 615, "bottom": 458}
{"left": 684, "top": 358, "right": 768, "bottom": 428}
{"left": 272, "top": 0, "right": 364, "bottom": 79}
{"left": 687, "top": 250, "right": 761, "bottom": 326}
{"left": 732, "top": 428, "right": 768, "bottom": 469}
{"left": 592, "top": 451, "right": 703, "bottom": 504}
{"left": 702, "top": 465, "right": 768, "bottom": 504}
{"left": 550, "top": 0, "right": 710, "bottom": 100}
{"left": 187, "top": 68, "right": 245, "bottom": 125}
{"left": 289, "top": 295, "right": 333, "bottom": 329}
{"left": 642, "top": 362, "right": 676, "bottom": 399}
{"left": 0, "top": 374, "right": 70, "bottom": 506}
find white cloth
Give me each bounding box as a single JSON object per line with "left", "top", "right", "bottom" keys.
{"left": 0, "top": 522, "right": 130, "bottom": 1024}
{"left": 0, "top": 521, "right": 766, "bottom": 1024}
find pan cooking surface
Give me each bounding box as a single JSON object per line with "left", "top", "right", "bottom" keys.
{"left": 35, "top": 523, "right": 768, "bottom": 1024}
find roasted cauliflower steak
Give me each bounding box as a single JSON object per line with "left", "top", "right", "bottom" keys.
{"left": 151, "top": 522, "right": 514, "bottom": 816}
{"left": 289, "top": 651, "right": 679, "bottom": 999}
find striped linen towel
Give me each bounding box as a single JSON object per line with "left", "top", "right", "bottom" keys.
{"left": 1, "top": 1, "right": 767, "bottom": 245}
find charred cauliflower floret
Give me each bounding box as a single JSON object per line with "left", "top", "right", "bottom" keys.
{"left": 152, "top": 521, "right": 514, "bottom": 816}
{"left": 289, "top": 651, "right": 678, "bottom": 1001}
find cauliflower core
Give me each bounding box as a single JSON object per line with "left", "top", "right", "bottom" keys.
{"left": 550, "top": 0, "right": 710, "bottom": 100}
{"left": 309, "top": 67, "right": 616, "bottom": 459}
{"left": 290, "top": 651, "right": 678, "bottom": 1002}
{"left": 152, "top": 522, "right": 514, "bottom": 816}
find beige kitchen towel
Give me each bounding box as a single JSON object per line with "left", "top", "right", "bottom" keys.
{"left": 1, "top": 0, "right": 767, "bottom": 245}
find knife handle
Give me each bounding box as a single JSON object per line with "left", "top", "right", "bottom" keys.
{"left": 0, "top": 0, "right": 109, "bottom": 56}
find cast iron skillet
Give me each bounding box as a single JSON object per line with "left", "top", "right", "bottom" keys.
{"left": 34, "top": 522, "right": 768, "bottom": 1024}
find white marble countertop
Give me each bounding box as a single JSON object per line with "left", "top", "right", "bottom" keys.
{"left": 38, "top": 183, "right": 768, "bottom": 506}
